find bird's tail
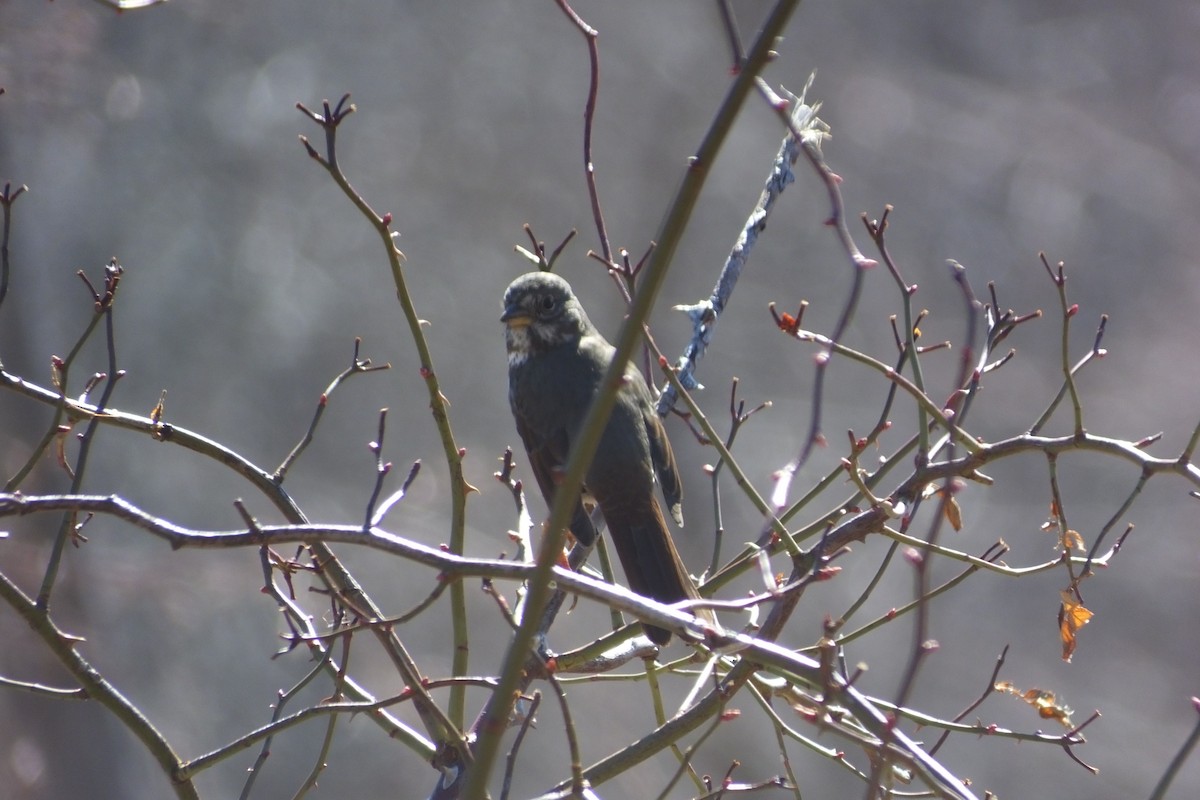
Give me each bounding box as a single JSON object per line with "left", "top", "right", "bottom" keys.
{"left": 604, "top": 499, "right": 715, "bottom": 645}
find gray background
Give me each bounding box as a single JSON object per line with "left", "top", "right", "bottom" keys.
{"left": 1, "top": 1, "right": 1198, "bottom": 798}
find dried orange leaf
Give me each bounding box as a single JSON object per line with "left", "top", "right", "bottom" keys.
{"left": 994, "top": 681, "right": 1075, "bottom": 727}
{"left": 1058, "top": 591, "right": 1094, "bottom": 662}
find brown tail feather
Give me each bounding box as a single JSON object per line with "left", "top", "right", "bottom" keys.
{"left": 602, "top": 496, "right": 713, "bottom": 645}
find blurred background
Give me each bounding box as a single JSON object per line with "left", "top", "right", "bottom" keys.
{"left": 1, "top": 1, "right": 1197, "bottom": 798}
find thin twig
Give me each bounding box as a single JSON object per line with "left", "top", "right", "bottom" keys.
{"left": 297, "top": 93, "right": 476, "bottom": 741}
{"left": 275, "top": 337, "right": 389, "bottom": 482}
{"left": 930, "top": 646, "right": 1009, "bottom": 755}
{"left": 500, "top": 691, "right": 542, "bottom": 800}
{"left": 0, "top": 181, "right": 29, "bottom": 312}
{"left": 38, "top": 259, "right": 125, "bottom": 611}
{"left": 553, "top": 0, "right": 612, "bottom": 264}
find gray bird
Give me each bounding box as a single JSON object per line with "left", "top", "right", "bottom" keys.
{"left": 502, "top": 271, "right": 708, "bottom": 645}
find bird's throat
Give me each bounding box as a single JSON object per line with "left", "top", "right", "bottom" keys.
{"left": 506, "top": 325, "right": 532, "bottom": 367}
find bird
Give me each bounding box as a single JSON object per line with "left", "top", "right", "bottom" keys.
{"left": 501, "top": 270, "right": 710, "bottom": 645}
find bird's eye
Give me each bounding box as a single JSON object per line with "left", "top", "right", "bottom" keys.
{"left": 538, "top": 295, "right": 556, "bottom": 313}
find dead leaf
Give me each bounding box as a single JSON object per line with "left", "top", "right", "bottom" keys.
{"left": 1058, "top": 591, "right": 1094, "bottom": 662}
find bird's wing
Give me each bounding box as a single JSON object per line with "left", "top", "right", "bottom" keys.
{"left": 514, "top": 411, "right": 599, "bottom": 546}
{"left": 644, "top": 406, "right": 684, "bottom": 527}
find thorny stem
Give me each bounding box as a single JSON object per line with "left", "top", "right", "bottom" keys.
{"left": 866, "top": 264, "right": 985, "bottom": 788}
{"left": 704, "top": 379, "right": 770, "bottom": 576}
{"left": 1036, "top": 253, "right": 1086, "bottom": 435}
{"left": 5, "top": 268, "right": 112, "bottom": 493}
{"left": 930, "top": 646, "right": 1009, "bottom": 755}
{"left": 499, "top": 690, "right": 542, "bottom": 800}
{"left": 6, "top": 341, "right": 452, "bottom": 759}
{"left": 831, "top": 544, "right": 1007, "bottom": 647}
{"left": 275, "top": 338, "right": 388, "bottom": 482}
{"left": 292, "top": 671, "right": 342, "bottom": 798}
{"left": 38, "top": 260, "right": 124, "bottom": 611}
{"left": 554, "top": 0, "right": 612, "bottom": 265}
{"left": 240, "top": 552, "right": 339, "bottom": 800}
{"left": 657, "top": 357, "right": 794, "bottom": 555}
{"left": 864, "top": 206, "right": 931, "bottom": 458}
{"left": 0, "top": 570, "right": 200, "bottom": 800}
{"left": 297, "top": 95, "right": 475, "bottom": 744}
{"left": 781, "top": 327, "right": 982, "bottom": 455}
{"left": 766, "top": 75, "right": 873, "bottom": 503}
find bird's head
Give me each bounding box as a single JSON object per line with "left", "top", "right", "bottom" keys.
{"left": 501, "top": 272, "right": 592, "bottom": 364}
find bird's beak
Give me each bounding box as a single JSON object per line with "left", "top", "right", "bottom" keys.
{"left": 501, "top": 305, "right": 533, "bottom": 328}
